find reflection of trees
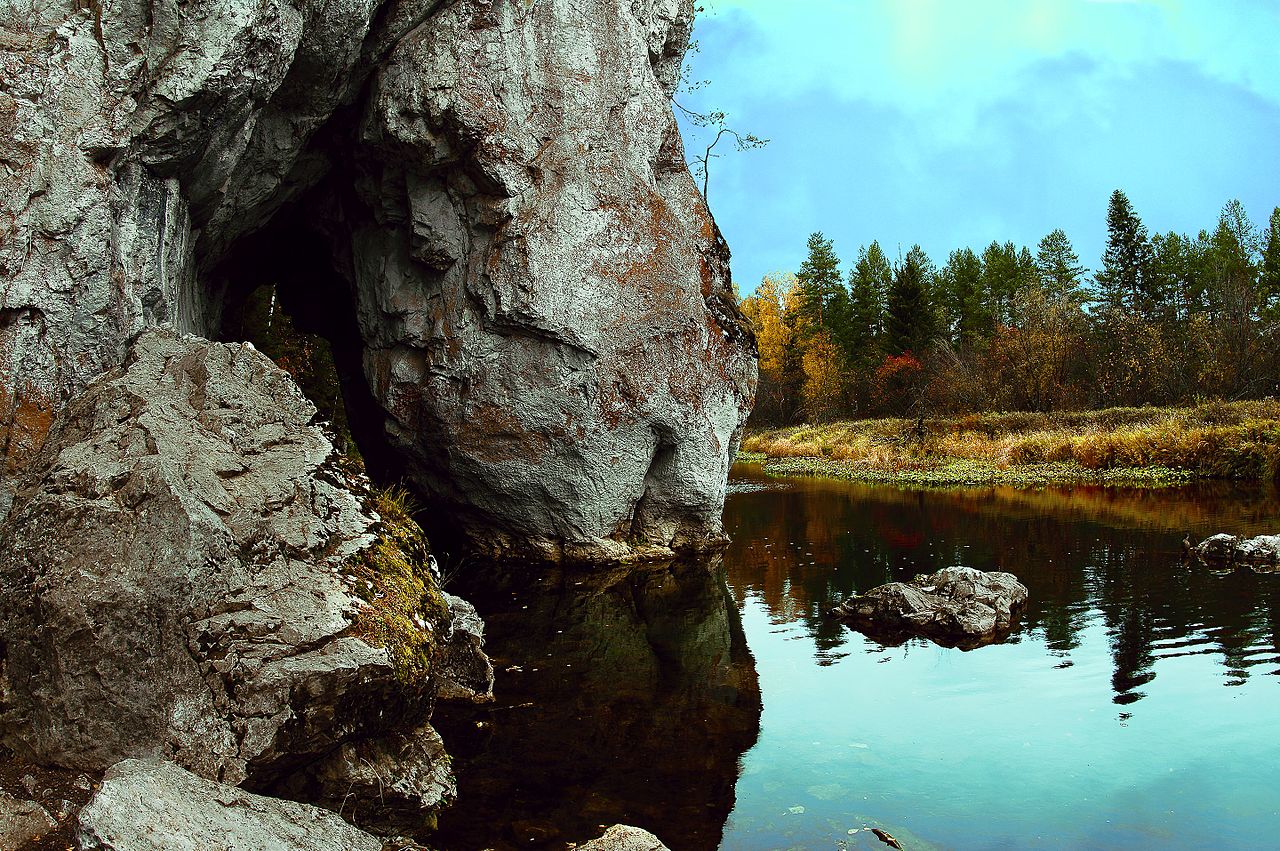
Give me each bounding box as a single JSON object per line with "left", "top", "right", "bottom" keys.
{"left": 725, "top": 471, "right": 1280, "bottom": 699}
{"left": 433, "top": 557, "right": 761, "bottom": 851}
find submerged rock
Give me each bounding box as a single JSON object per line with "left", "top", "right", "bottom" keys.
{"left": 579, "top": 824, "right": 672, "bottom": 850}
{"left": 829, "top": 566, "right": 1029, "bottom": 648}
{"left": 0, "top": 330, "right": 451, "bottom": 785}
{"left": 1194, "top": 533, "right": 1280, "bottom": 567}
{"left": 78, "top": 759, "right": 383, "bottom": 851}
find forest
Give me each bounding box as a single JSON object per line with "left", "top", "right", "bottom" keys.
{"left": 740, "top": 190, "right": 1280, "bottom": 424}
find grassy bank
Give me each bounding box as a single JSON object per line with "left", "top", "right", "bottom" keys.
{"left": 739, "top": 400, "right": 1280, "bottom": 487}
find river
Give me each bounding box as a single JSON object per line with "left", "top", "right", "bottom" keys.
{"left": 434, "top": 464, "right": 1280, "bottom": 850}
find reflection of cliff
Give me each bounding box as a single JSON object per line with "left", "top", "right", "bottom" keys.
{"left": 725, "top": 467, "right": 1280, "bottom": 698}
{"left": 432, "top": 558, "right": 761, "bottom": 851}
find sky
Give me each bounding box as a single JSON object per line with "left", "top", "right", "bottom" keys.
{"left": 675, "top": 0, "right": 1280, "bottom": 293}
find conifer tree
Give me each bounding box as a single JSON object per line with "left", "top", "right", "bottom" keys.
{"left": 940, "top": 247, "right": 988, "bottom": 349}
{"left": 794, "top": 232, "right": 848, "bottom": 338}
{"left": 885, "top": 247, "right": 934, "bottom": 355}
{"left": 1096, "top": 189, "right": 1154, "bottom": 313}
{"left": 1035, "top": 229, "right": 1086, "bottom": 300}
{"left": 1261, "top": 207, "right": 1280, "bottom": 317}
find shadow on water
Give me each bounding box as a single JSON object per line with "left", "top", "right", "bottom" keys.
{"left": 432, "top": 556, "right": 762, "bottom": 851}
{"left": 726, "top": 464, "right": 1280, "bottom": 702}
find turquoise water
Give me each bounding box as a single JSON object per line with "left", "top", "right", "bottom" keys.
{"left": 721, "top": 469, "right": 1280, "bottom": 850}
{"left": 435, "top": 469, "right": 1280, "bottom": 850}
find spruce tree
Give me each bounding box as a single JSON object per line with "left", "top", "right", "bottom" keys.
{"left": 1096, "top": 189, "right": 1154, "bottom": 313}
{"left": 1261, "top": 207, "right": 1280, "bottom": 316}
{"left": 940, "top": 247, "right": 988, "bottom": 350}
{"left": 848, "top": 243, "right": 887, "bottom": 364}
{"left": 885, "top": 247, "right": 933, "bottom": 355}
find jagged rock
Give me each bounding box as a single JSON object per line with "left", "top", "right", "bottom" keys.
{"left": 0, "top": 791, "right": 57, "bottom": 850}
{"left": 829, "top": 566, "right": 1029, "bottom": 648}
{"left": 273, "top": 723, "right": 454, "bottom": 836}
{"left": 0, "top": 0, "right": 754, "bottom": 560}
{"left": 578, "top": 824, "right": 671, "bottom": 850}
{"left": 1194, "top": 533, "right": 1280, "bottom": 567}
{"left": 436, "top": 593, "right": 496, "bottom": 703}
{"left": 0, "top": 329, "right": 449, "bottom": 784}
{"left": 77, "top": 758, "right": 382, "bottom": 851}
{"left": 339, "top": 0, "right": 756, "bottom": 560}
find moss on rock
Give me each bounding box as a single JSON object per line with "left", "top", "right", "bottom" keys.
{"left": 348, "top": 486, "right": 451, "bottom": 684}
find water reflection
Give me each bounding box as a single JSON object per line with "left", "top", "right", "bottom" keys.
{"left": 433, "top": 556, "right": 761, "bottom": 850}
{"left": 727, "top": 465, "right": 1280, "bottom": 701}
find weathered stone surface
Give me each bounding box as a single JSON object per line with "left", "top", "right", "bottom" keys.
{"left": 77, "top": 758, "right": 382, "bottom": 851}
{"left": 344, "top": 0, "right": 755, "bottom": 561}
{"left": 830, "top": 566, "right": 1029, "bottom": 648}
{"left": 436, "top": 593, "right": 496, "bottom": 703}
{"left": 1194, "top": 533, "right": 1280, "bottom": 569}
{"left": 274, "top": 724, "right": 455, "bottom": 836}
{"left": 0, "top": 329, "right": 447, "bottom": 784}
{"left": 0, "top": 0, "right": 399, "bottom": 505}
{"left": 579, "top": 824, "right": 671, "bottom": 851}
{"left": 0, "top": 0, "right": 754, "bottom": 560}
{"left": 0, "top": 791, "right": 57, "bottom": 850}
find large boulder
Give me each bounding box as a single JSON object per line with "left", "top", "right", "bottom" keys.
{"left": 77, "top": 758, "right": 383, "bottom": 851}
{"left": 339, "top": 0, "right": 756, "bottom": 560}
{"left": 0, "top": 329, "right": 451, "bottom": 786}
{"left": 830, "top": 566, "right": 1030, "bottom": 648}
{"left": 0, "top": 0, "right": 755, "bottom": 561}
{"left": 579, "top": 824, "right": 671, "bottom": 850}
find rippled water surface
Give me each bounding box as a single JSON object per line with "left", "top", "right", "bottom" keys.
{"left": 435, "top": 468, "right": 1280, "bottom": 850}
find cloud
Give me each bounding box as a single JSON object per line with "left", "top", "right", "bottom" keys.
{"left": 682, "top": 2, "right": 1280, "bottom": 290}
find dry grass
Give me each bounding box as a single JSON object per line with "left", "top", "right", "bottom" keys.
{"left": 742, "top": 400, "right": 1280, "bottom": 483}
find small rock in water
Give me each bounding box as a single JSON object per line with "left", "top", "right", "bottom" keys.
{"left": 787, "top": 805, "right": 806, "bottom": 815}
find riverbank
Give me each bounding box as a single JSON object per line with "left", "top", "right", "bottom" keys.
{"left": 739, "top": 401, "right": 1280, "bottom": 487}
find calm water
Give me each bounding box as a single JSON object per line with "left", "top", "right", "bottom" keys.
{"left": 435, "top": 467, "right": 1280, "bottom": 850}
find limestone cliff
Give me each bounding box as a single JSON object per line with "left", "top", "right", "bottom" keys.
{"left": 0, "top": 0, "right": 757, "bottom": 558}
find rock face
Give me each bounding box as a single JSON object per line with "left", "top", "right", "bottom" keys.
{"left": 0, "top": 0, "right": 756, "bottom": 559}
{"left": 78, "top": 758, "right": 383, "bottom": 851}
{"left": 1194, "top": 533, "right": 1280, "bottom": 567}
{"left": 0, "top": 330, "right": 450, "bottom": 785}
{"left": 830, "top": 566, "right": 1030, "bottom": 648}
{"left": 339, "top": 0, "right": 756, "bottom": 560}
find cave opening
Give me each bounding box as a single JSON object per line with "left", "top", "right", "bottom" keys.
{"left": 211, "top": 184, "right": 401, "bottom": 492}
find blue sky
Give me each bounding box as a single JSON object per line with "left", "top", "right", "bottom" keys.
{"left": 675, "top": 0, "right": 1280, "bottom": 292}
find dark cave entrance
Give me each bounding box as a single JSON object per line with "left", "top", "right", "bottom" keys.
{"left": 212, "top": 196, "right": 401, "bottom": 490}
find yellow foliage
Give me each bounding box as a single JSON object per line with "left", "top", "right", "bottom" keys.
{"left": 741, "top": 272, "right": 798, "bottom": 377}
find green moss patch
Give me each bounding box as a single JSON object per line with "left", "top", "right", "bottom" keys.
{"left": 348, "top": 486, "right": 450, "bottom": 684}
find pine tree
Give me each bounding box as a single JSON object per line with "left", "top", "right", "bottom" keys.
{"left": 848, "top": 243, "right": 887, "bottom": 365}
{"left": 885, "top": 247, "right": 933, "bottom": 356}
{"left": 980, "top": 241, "right": 1021, "bottom": 326}
{"left": 794, "top": 232, "right": 846, "bottom": 336}
{"left": 1035, "top": 229, "right": 1086, "bottom": 301}
{"left": 1096, "top": 189, "right": 1154, "bottom": 313}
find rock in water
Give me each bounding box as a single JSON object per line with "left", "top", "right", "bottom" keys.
{"left": 578, "top": 824, "right": 672, "bottom": 850}
{"left": 77, "top": 758, "right": 383, "bottom": 851}
{"left": 0, "top": 329, "right": 452, "bottom": 784}
{"left": 829, "top": 566, "right": 1029, "bottom": 648}
{"left": 436, "top": 593, "right": 496, "bottom": 704}
{"left": 1194, "top": 533, "right": 1280, "bottom": 567}
{"left": 0, "top": 0, "right": 755, "bottom": 560}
